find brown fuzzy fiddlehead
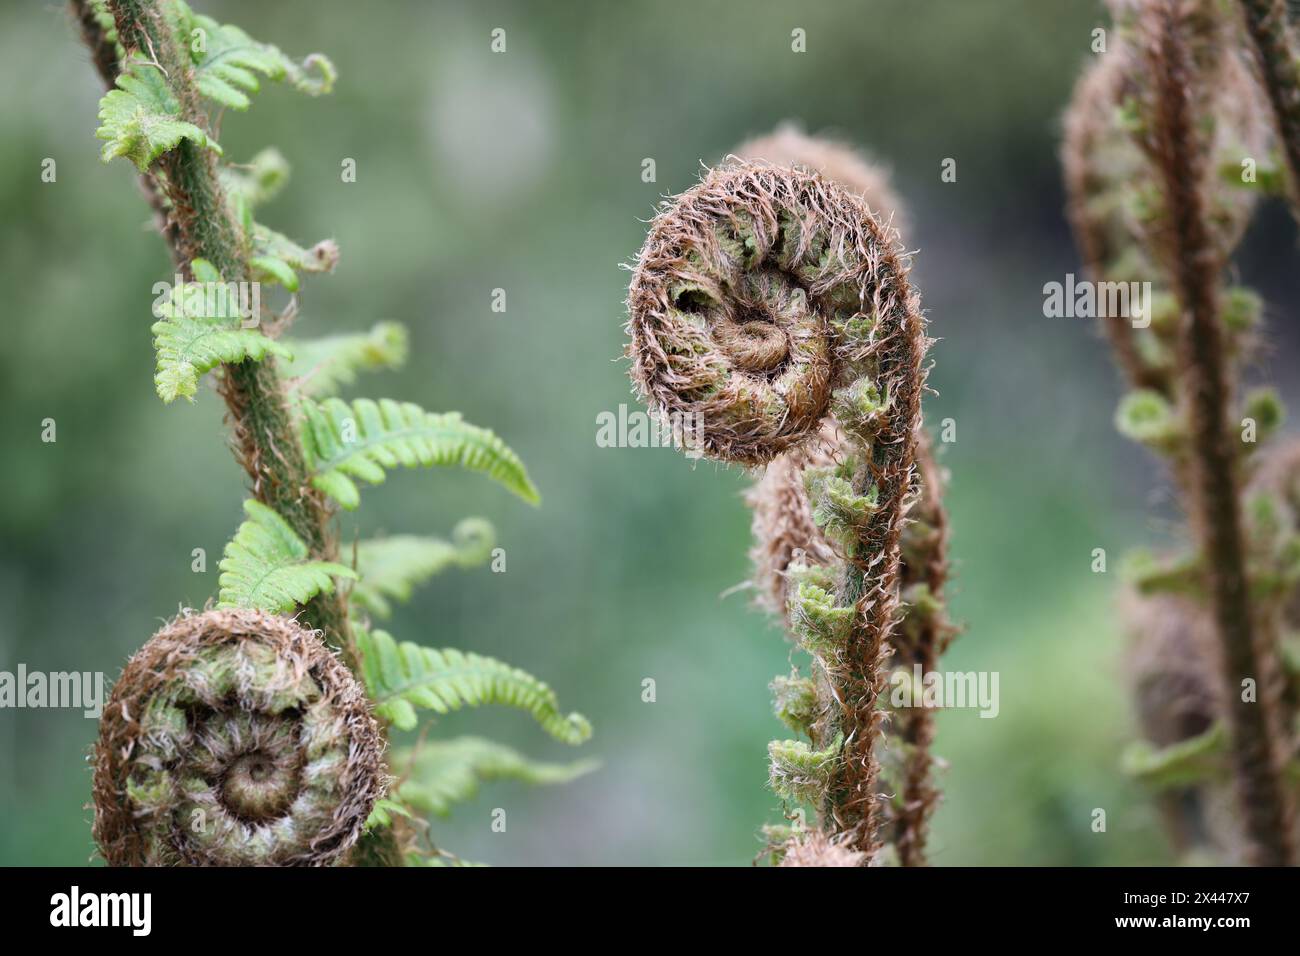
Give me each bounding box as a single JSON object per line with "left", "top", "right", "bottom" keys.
{"left": 734, "top": 130, "right": 953, "bottom": 866}
{"left": 93, "top": 609, "right": 384, "bottom": 866}
{"left": 627, "top": 162, "right": 928, "bottom": 856}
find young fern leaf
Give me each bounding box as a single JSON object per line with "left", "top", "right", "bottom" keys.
{"left": 218, "top": 499, "right": 356, "bottom": 613}
{"left": 282, "top": 322, "right": 409, "bottom": 398}
{"left": 151, "top": 258, "right": 289, "bottom": 403}
{"left": 248, "top": 223, "right": 339, "bottom": 292}
{"left": 364, "top": 798, "right": 413, "bottom": 832}
{"left": 354, "top": 628, "right": 591, "bottom": 743}
{"left": 392, "top": 737, "right": 599, "bottom": 817}
{"left": 351, "top": 518, "right": 495, "bottom": 619}
{"left": 169, "top": 0, "right": 335, "bottom": 111}
{"left": 299, "top": 397, "right": 540, "bottom": 509}
{"left": 96, "top": 54, "right": 220, "bottom": 171}
{"left": 219, "top": 147, "right": 291, "bottom": 211}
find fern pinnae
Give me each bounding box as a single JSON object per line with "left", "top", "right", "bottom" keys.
{"left": 151, "top": 257, "right": 292, "bottom": 402}
{"left": 354, "top": 628, "right": 592, "bottom": 744}
{"left": 351, "top": 518, "right": 496, "bottom": 619}
{"left": 299, "top": 396, "right": 540, "bottom": 509}
{"left": 626, "top": 160, "right": 929, "bottom": 860}
{"left": 217, "top": 499, "right": 356, "bottom": 613}
{"left": 392, "top": 737, "right": 599, "bottom": 818}
{"left": 282, "top": 321, "right": 410, "bottom": 398}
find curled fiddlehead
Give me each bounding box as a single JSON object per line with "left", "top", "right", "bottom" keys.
{"left": 93, "top": 609, "right": 384, "bottom": 866}
{"left": 627, "top": 161, "right": 929, "bottom": 856}
{"left": 734, "top": 129, "right": 953, "bottom": 866}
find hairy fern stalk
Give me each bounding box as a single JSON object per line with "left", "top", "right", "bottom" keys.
{"left": 76, "top": 0, "right": 589, "bottom": 866}
{"left": 1064, "top": 0, "right": 1300, "bottom": 865}
{"left": 626, "top": 142, "right": 943, "bottom": 865}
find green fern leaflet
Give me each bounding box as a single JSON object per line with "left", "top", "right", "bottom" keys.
{"left": 96, "top": 54, "right": 220, "bottom": 171}
{"left": 354, "top": 628, "right": 590, "bottom": 743}
{"left": 392, "top": 737, "right": 599, "bottom": 817}
{"left": 217, "top": 499, "right": 356, "bottom": 612}
{"left": 151, "top": 259, "right": 289, "bottom": 403}
{"left": 170, "top": 0, "right": 335, "bottom": 110}
{"left": 351, "top": 518, "right": 495, "bottom": 619}
{"left": 299, "top": 397, "right": 540, "bottom": 509}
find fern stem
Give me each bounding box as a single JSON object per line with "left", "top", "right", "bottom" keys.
{"left": 892, "top": 439, "right": 951, "bottom": 867}
{"left": 1142, "top": 0, "right": 1295, "bottom": 866}
{"left": 85, "top": 0, "right": 403, "bottom": 865}
{"left": 1237, "top": 0, "right": 1300, "bottom": 221}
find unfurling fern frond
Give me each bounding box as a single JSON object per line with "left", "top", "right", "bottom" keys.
{"left": 169, "top": 0, "right": 335, "bottom": 111}
{"left": 218, "top": 500, "right": 355, "bottom": 613}
{"left": 354, "top": 628, "right": 591, "bottom": 743}
{"left": 96, "top": 54, "right": 220, "bottom": 171}
{"left": 248, "top": 223, "right": 339, "bottom": 291}
{"left": 299, "top": 397, "right": 540, "bottom": 509}
{"left": 283, "top": 322, "right": 409, "bottom": 398}
{"left": 392, "top": 737, "right": 599, "bottom": 817}
{"left": 351, "top": 518, "right": 495, "bottom": 619}
{"left": 151, "top": 258, "right": 289, "bottom": 403}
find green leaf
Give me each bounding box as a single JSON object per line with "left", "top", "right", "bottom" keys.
{"left": 392, "top": 737, "right": 598, "bottom": 817}
{"left": 151, "top": 259, "right": 289, "bottom": 403}
{"left": 1116, "top": 389, "right": 1183, "bottom": 452}
{"left": 217, "top": 499, "right": 356, "bottom": 612}
{"left": 299, "top": 397, "right": 540, "bottom": 509}
{"left": 354, "top": 628, "right": 591, "bottom": 743}
{"left": 171, "top": 0, "right": 335, "bottom": 111}
{"left": 219, "top": 147, "right": 291, "bottom": 211}
{"left": 282, "top": 322, "right": 409, "bottom": 398}
{"left": 96, "top": 54, "right": 220, "bottom": 171}
{"left": 768, "top": 737, "right": 840, "bottom": 804}
{"left": 248, "top": 224, "right": 339, "bottom": 291}
{"left": 364, "top": 798, "right": 412, "bottom": 831}
{"left": 351, "top": 518, "right": 495, "bottom": 619}
{"left": 1121, "top": 722, "right": 1227, "bottom": 790}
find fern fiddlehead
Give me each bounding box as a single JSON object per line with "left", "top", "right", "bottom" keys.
{"left": 92, "top": 609, "right": 383, "bottom": 866}
{"left": 627, "top": 162, "right": 929, "bottom": 858}
{"left": 734, "top": 129, "right": 953, "bottom": 867}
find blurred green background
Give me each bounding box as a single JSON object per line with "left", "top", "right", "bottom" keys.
{"left": 3, "top": 0, "right": 1298, "bottom": 866}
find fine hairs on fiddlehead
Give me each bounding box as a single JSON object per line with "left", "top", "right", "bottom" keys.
{"left": 733, "top": 127, "right": 954, "bottom": 867}
{"left": 1063, "top": 0, "right": 1298, "bottom": 865}
{"left": 626, "top": 160, "right": 929, "bottom": 860}
{"left": 75, "top": 0, "right": 590, "bottom": 866}
{"left": 93, "top": 609, "right": 383, "bottom": 866}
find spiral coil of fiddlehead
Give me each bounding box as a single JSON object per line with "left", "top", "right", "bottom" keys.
{"left": 93, "top": 608, "right": 384, "bottom": 866}
{"left": 627, "top": 162, "right": 928, "bottom": 855}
